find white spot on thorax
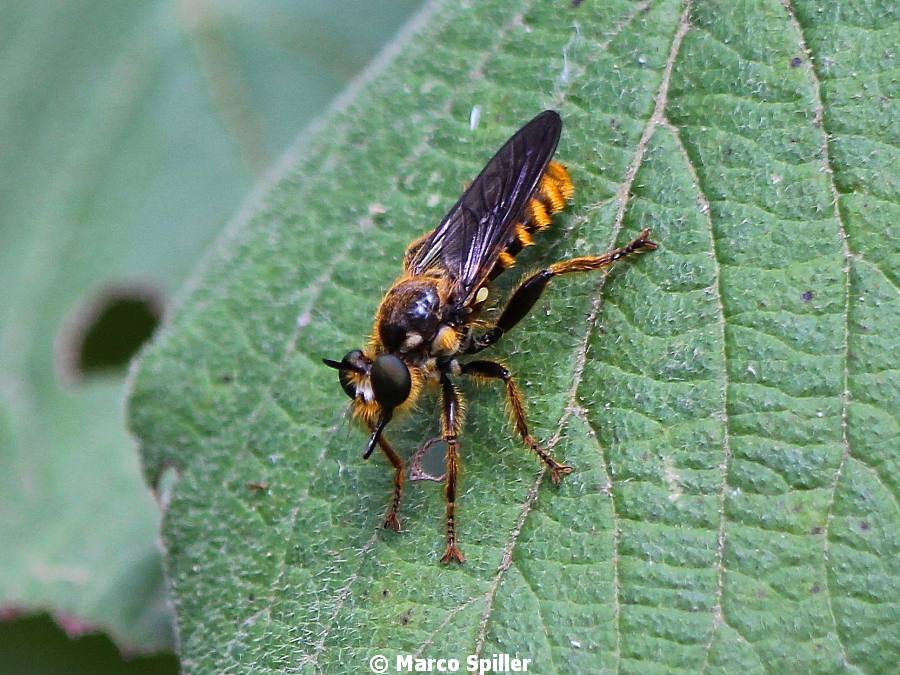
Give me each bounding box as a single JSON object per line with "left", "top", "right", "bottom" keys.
{"left": 401, "top": 333, "right": 423, "bottom": 352}
{"left": 359, "top": 382, "right": 374, "bottom": 403}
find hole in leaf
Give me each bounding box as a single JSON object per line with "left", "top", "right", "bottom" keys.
{"left": 409, "top": 437, "right": 447, "bottom": 482}
{"left": 56, "top": 282, "right": 164, "bottom": 385}
{"left": 78, "top": 298, "right": 160, "bottom": 371}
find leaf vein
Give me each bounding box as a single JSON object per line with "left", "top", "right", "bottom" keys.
{"left": 662, "top": 123, "right": 739, "bottom": 672}
{"left": 783, "top": 2, "right": 861, "bottom": 670}
{"left": 471, "top": 2, "right": 657, "bottom": 663}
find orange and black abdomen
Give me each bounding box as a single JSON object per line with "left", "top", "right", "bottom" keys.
{"left": 491, "top": 160, "right": 574, "bottom": 279}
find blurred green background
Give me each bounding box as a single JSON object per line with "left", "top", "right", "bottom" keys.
{"left": 0, "top": 1, "right": 423, "bottom": 671}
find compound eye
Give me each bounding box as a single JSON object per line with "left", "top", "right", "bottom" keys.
{"left": 370, "top": 354, "right": 412, "bottom": 410}
{"left": 337, "top": 349, "right": 367, "bottom": 399}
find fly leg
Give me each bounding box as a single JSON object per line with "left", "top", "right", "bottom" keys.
{"left": 461, "top": 361, "right": 572, "bottom": 483}
{"left": 466, "top": 228, "right": 656, "bottom": 353}
{"left": 439, "top": 372, "right": 465, "bottom": 564}
{"left": 367, "top": 422, "right": 404, "bottom": 531}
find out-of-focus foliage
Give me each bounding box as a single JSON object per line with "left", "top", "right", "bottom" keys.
{"left": 0, "top": 614, "right": 178, "bottom": 675}
{"left": 0, "top": 0, "right": 423, "bottom": 654}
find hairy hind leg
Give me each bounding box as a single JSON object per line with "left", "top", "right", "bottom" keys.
{"left": 461, "top": 360, "right": 572, "bottom": 484}
{"left": 466, "top": 228, "right": 656, "bottom": 353}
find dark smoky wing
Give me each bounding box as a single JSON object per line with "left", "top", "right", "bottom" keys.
{"left": 408, "top": 110, "right": 562, "bottom": 306}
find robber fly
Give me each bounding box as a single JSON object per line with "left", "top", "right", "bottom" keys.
{"left": 323, "top": 110, "right": 656, "bottom": 564}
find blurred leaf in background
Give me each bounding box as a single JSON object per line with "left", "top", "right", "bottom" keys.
{"left": 0, "top": 614, "right": 177, "bottom": 675}
{"left": 0, "top": 0, "right": 423, "bottom": 664}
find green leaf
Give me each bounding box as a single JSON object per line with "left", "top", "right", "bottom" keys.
{"left": 128, "top": 0, "right": 899, "bottom": 671}
{"left": 1, "top": 0, "right": 422, "bottom": 653}
{"left": 0, "top": 614, "right": 178, "bottom": 675}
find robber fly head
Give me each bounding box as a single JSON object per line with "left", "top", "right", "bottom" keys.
{"left": 323, "top": 273, "right": 457, "bottom": 459}
{"left": 322, "top": 347, "right": 418, "bottom": 460}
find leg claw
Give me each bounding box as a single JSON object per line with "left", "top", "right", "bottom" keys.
{"left": 440, "top": 544, "right": 466, "bottom": 564}
{"left": 383, "top": 512, "right": 401, "bottom": 532}
{"left": 550, "top": 464, "right": 574, "bottom": 485}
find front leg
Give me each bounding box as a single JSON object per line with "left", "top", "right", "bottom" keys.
{"left": 461, "top": 360, "right": 572, "bottom": 484}
{"left": 367, "top": 422, "right": 404, "bottom": 531}
{"left": 439, "top": 372, "right": 465, "bottom": 564}
{"left": 466, "top": 228, "right": 656, "bottom": 353}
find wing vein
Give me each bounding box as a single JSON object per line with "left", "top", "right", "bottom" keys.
{"left": 408, "top": 110, "right": 562, "bottom": 307}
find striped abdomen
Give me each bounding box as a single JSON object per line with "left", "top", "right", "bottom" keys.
{"left": 491, "top": 161, "right": 574, "bottom": 278}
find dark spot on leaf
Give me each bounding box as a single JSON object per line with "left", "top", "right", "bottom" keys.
{"left": 859, "top": 520, "right": 870, "bottom": 531}
{"left": 382, "top": 589, "right": 389, "bottom": 598}
{"left": 810, "top": 583, "right": 822, "bottom": 594}
{"left": 802, "top": 290, "right": 814, "bottom": 302}
{"left": 367, "top": 203, "right": 387, "bottom": 225}
{"left": 248, "top": 593, "right": 256, "bottom": 602}
{"left": 55, "top": 282, "right": 164, "bottom": 385}
{"left": 219, "top": 373, "right": 234, "bottom": 384}
{"left": 811, "top": 526, "right": 823, "bottom": 535}
{"left": 790, "top": 56, "right": 803, "bottom": 68}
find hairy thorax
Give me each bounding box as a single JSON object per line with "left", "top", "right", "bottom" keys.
{"left": 375, "top": 277, "right": 463, "bottom": 362}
